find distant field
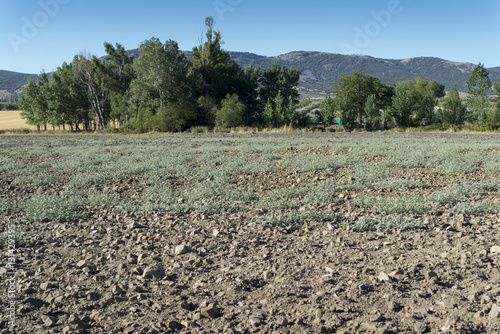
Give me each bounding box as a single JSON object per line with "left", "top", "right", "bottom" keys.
{"left": 0, "top": 110, "right": 37, "bottom": 130}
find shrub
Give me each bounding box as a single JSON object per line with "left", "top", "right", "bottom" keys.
{"left": 216, "top": 94, "right": 245, "bottom": 129}
{"left": 350, "top": 215, "right": 426, "bottom": 232}
{"left": 0, "top": 226, "right": 31, "bottom": 248}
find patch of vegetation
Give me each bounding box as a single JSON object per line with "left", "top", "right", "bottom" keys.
{"left": 0, "top": 226, "right": 31, "bottom": 248}
{"left": 350, "top": 215, "right": 426, "bottom": 232}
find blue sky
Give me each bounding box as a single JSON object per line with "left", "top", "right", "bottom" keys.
{"left": 1, "top": 0, "right": 499, "bottom": 73}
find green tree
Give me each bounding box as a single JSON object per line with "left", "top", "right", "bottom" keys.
{"left": 390, "top": 85, "right": 413, "bottom": 127}
{"left": 262, "top": 99, "right": 273, "bottom": 128}
{"left": 260, "top": 62, "right": 300, "bottom": 109}
{"left": 339, "top": 93, "right": 357, "bottom": 132}
{"left": 103, "top": 42, "right": 134, "bottom": 128}
{"left": 73, "top": 53, "right": 111, "bottom": 129}
{"left": 364, "top": 94, "right": 381, "bottom": 130}
{"left": 49, "top": 62, "right": 90, "bottom": 131}
{"left": 467, "top": 62, "right": 492, "bottom": 126}
{"left": 19, "top": 72, "right": 50, "bottom": 130}
{"left": 333, "top": 72, "right": 390, "bottom": 127}
{"left": 492, "top": 80, "right": 500, "bottom": 130}
{"left": 215, "top": 94, "right": 245, "bottom": 129}
{"left": 191, "top": 17, "right": 250, "bottom": 126}
{"left": 129, "top": 38, "right": 196, "bottom": 131}
{"left": 439, "top": 87, "right": 466, "bottom": 125}
{"left": 319, "top": 92, "right": 335, "bottom": 126}
{"left": 274, "top": 90, "right": 285, "bottom": 127}
{"left": 284, "top": 96, "right": 295, "bottom": 126}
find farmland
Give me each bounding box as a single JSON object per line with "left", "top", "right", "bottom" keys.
{"left": 1, "top": 133, "right": 500, "bottom": 333}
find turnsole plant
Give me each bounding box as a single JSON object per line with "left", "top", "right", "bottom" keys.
{"left": 0, "top": 225, "right": 31, "bottom": 248}
{"left": 350, "top": 215, "right": 426, "bottom": 232}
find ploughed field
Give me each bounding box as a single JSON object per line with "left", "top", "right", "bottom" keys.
{"left": 1, "top": 133, "right": 500, "bottom": 334}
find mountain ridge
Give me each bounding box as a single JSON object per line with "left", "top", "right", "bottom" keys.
{"left": 2, "top": 51, "right": 499, "bottom": 99}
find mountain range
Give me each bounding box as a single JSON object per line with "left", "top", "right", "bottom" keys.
{"left": 2, "top": 51, "right": 499, "bottom": 99}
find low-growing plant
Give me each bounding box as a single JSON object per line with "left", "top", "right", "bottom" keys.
{"left": 0, "top": 226, "right": 31, "bottom": 248}
{"left": 22, "top": 190, "right": 85, "bottom": 223}
{"left": 449, "top": 201, "right": 500, "bottom": 215}
{"left": 350, "top": 215, "right": 426, "bottom": 232}
{"left": 251, "top": 210, "right": 336, "bottom": 228}
{"left": 12, "top": 172, "right": 58, "bottom": 186}
{"left": 351, "top": 194, "right": 430, "bottom": 214}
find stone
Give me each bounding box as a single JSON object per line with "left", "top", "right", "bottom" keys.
{"left": 201, "top": 304, "right": 217, "bottom": 319}
{"left": 249, "top": 316, "right": 261, "bottom": 326}
{"left": 315, "top": 308, "right": 325, "bottom": 319}
{"left": 490, "top": 246, "right": 500, "bottom": 254}
{"left": 76, "top": 260, "right": 87, "bottom": 268}
{"left": 378, "top": 272, "right": 391, "bottom": 282}
{"left": 276, "top": 316, "right": 288, "bottom": 327}
{"left": 370, "top": 312, "right": 383, "bottom": 322}
{"left": 180, "top": 301, "right": 191, "bottom": 311}
{"left": 175, "top": 245, "right": 192, "bottom": 256}
{"left": 263, "top": 271, "right": 272, "bottom": 280}
{"left": 142, "top": 266, "right": 166, "bottom": 280}
{"left": 40, "top": 282, "right": 53, "bottom": 291}
{"left": 41, "top": 315, "right": 57, "bottom": 327}
{"left": 489, "top": 304, "right": 500, "bottom": 318}
{"left": 360, "top": 322, "right": 377, "bottom": 331}
{"left": 166, "top": 320, "right": 183, "bottom": 330}
{"left": 127, "top": 254, "right": 138, "bottom": 264}
{"left": 127, "top": 220, "right": 143, "bottom": 230}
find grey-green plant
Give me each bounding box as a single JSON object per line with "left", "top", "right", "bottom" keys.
{"left": 0, "top": 226, "right": 31, "bottom": 248}
{"left": 350, "top": 215, "right": 425, "bottom": 232}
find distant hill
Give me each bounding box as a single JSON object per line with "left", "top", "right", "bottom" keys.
{"left": 2, "top": 51, "right": 499, "bottom": 99}
{"left": 219, "top": 51, "right": 500, "bottom": 98}
{"left": 0, "top": 70, "right": 38, "bottom": 96}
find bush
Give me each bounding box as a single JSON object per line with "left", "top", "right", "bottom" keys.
{"left": 0, "top": 226, "right": 31, "bottom": 248}
{"left": 216, "top": 94, "right": 245, "bottom": 129}
{"left": 350, "top": 215, "right": 426, "bottom": 232}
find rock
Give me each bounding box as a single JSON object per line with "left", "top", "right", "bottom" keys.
{"left": 360, "top": 322, "right": 377, "bottom": 331}
{"left": 127, "top": 220, "right": 143, "bottom": 230}
{"left": 263, "top": 271, "right": 272, "bottom": 280}
{"left": 277, "top": 328, "right": 290, "bottom": 334}
{"left": 490, "top": 246, "right": 500, "bottom": 254}
{"left": 378, "top": 272, "right": 392, "bottom": 282}
{"left": 142, "top": 266, "right": 166, "bottom": 280}
{"left": 276, "top": 316, "right": 288, "bottom": 327}
{"left": 111, "top": 285, "right": 124, "bottom": 294}
{"left": 315, "top": 308, "right": 325, "bottom": 319}
{"left": 212, "top": 229, "right": 220, "bottom": 237}
{"left": 40, "top": 282, "right": 54, "bottom": 291}
{"left": 414, "top": 323, "right": 428, "bottom": 333}
{"left": 489, "top": 304, "right": 500, "bottom": 318}
{"left": 249, "top": 316, "right": 262, "bottom": 326}
{"left": 41, "top": 315, "right": 57, "bottom": 327}
{"left": 174, "top": 245, "right": 192, "bottom": 256}
{"left": 103, "top": 292, "right": 114, "bottom": 303}
{"left": 180, "top": 301, "right": 191, "bottom": 311}
{"left": 201, "top": 304, "right": 217, "bottom": 319}
{"left": 68, "top": 314, "right": 84, "bottom": 327}
{"left": 370, "top": 312, "right": 383, "bottom": 322}
{"left": 127, "top": 254, "right": 138, "bottom": 264}
{"left": 166, "top": 320, "right": 183, "bottom": 330}
{"left": 123, "top": 326, "right": 136, "bottom": 334}
{"left": 76, "top": 260, "right": 87, "bottom": 268}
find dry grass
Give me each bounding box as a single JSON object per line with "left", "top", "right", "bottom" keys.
{"left": 0, "top": 111, "right": 37, "bottom": 130}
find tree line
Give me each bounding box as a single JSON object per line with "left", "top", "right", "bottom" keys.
{"left": 19, "top": 16, "right": 500, "bottom": 132}
{"left": 19, "top": 17, "right": 300, "bottom": 132}
{"left": 317, "top": 62, "right": 500, "bottom": 131}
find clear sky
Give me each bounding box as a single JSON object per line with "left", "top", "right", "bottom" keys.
{"left": 1, "top": 0, "right": 499, "bottom": 74}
